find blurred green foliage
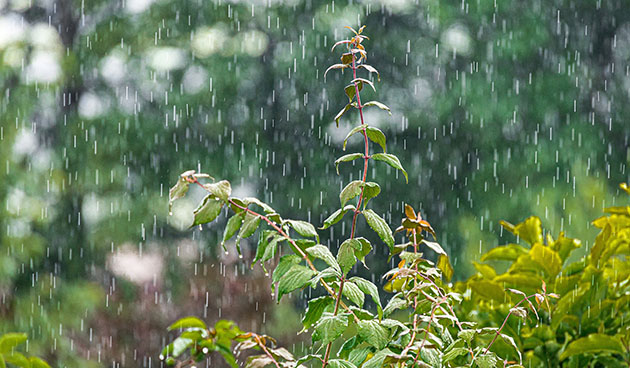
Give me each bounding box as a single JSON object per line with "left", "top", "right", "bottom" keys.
{"left": 0, "top": 0, "right": 628, "bottom": 366}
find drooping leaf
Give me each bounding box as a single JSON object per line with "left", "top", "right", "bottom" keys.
{"left": 327, "top": 359, "right": 358, "bottom": 368}
{"left": 272, "top": 255, "right": 302, "bottom": 283}
{"left": 168, "top": 316, "right": 207, "bottom": 331}
{"left": 351, "top": 78, "right": 375, "bottom": 91}
{"left": 353, "top": 237, "right": 373, "bottom": 267}
{"left": 222, "top": 214, "right": 244, "bottom": 249}
{"left": 358, "top": 64, "right": 380, "bottom": 80}
{"left": 312, "top": 313, "right": 348, "bottom": 345}
{"left": 371, "top": 153, "right": 408, "bottom": 183}
{"left": 302, "top": 296, "right": 335, "bottom": 330}
{"left": 344, "top": 81, "right": 363, "bottom": 101}
{"left": 29, "top": 357, "right": 51, "bottom": 368}
{"left": 169, "top": 177, "right": 190, "bottom": 212}
{"left": 161, "top": 337, "right": 193, "bottom": 358}
{"left": 437, "top": 254, "right": 454, "bottom": 281}
{"left": 325, "top": 63, "right": 349, "bottom": 78}
{"left": 334, "top": 104, "right": 353, "bottom": 127}
{"left": 276, "top": 264, "right": 317, "bottom": 301}
{"left": 286, "top": 220, "right": 319, "bottom": 241}
{"left": 253, "top": 231, "right": 280, "bottom": 266}
{"left": 343, "top": 125, "right": 367, "bottom": 151}
{"left": 422, "top": 240, "right": 446, "bottom": 255}
{"left": 306, "top": 244, "right": 340, "bottom": 273}
{"left": 342, "top": 281, "right": 365, "bottom": 307}
{"left": 191, "top": 195, "right": 223, "bottom": 226}
{"left": 559, "top": 334, "right": 625, "bottom": 361}
{"left": 4, "top": 353, "right": 29, "bottom": 368}
{"left": 363, "top": 209, "right": 394, "bottom": 250}
{"left": 503, "top": 216, "right": 543, "bottom": 245}
{"left": 361, "top": 182, "right": 381, "bottom": 206}
{"left": 383, "top": 295, "right": 407, "bottom": 317}
{"left": 362, "top": 101, "right": 391, "bottom": 114}
{"left": 349, "top": 276, "right": 382, "bottom": 319}
{"left": 365, "top": 126, "right": 387, "bottom": 153}
{"left": 475, "top": 352, "right": 499, "bottom": 368}
{"left": 335, "top": 153, "right": 363, "bottom": 174}
{"left": 340, "top": 181, "right": 364, "bottom": 206}
{"left": 357, "top": 320, "right": 389, "bottom": 349}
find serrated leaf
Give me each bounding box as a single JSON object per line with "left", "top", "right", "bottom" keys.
{"left": 236, "top": 213, "right": 261, "bottom": 253}
{"left": 302, "top": 296, "right": 334, "bottom": 330}
{"left": 383, "top": 295, "right": 407, "bottom": 317}
{"left": 192, "top": 195, "right": 223, "bottom": 226}
{"left": 306, "top": 244, "right": 340, "bottom": 272}
{"left": 371, "top": 153, "right": 408, "bottom": 183}
{"left": 286, "top": 220, "right": 319, "bottom": 241}
{"left": 340, "top": 181, "right": 364, "bottom": 206}
{"left": 559, "top": 334, "right": 625, "bottom": 361}
{"left": 362, "top": 182, "right": 380, "bottom": 206}
{"left": 253, "top": 231, "right": 280, "bottom": 266}
{"left": 0, "top": 333, "right": 27, "bottom": 354}
{"left": 476, "top": 352, "right": 499, "bottom": 368}
{"left": 335, "top": 104, "right": 353, "bottom": 127}
{"left": 357, "top": 320, "right": 389, "bottom": 349}
{"left": 363, "top": 101, "right": 391, "bottom": 114}
{"left": 272, "top": 255, "right": 302, "bottom": 283}
{"left": 203, "top": 180, "right": 231, "bottom": 201}
{"left": 363, "top": 209, "right": 394, "bottom": 250}
{"left": 361, "top": 349, "right": 394, "bottom": 368}
{"left": 338, "top": 239, "right": 360, "bottom": 275}
{"left": 276, "top": 264, "right": 317, "bottom": 301}
{"left": 168, "top": 316, "right": 207, "bottom": 331}
{"left": 342, "top": 281, "right": 365, "bottom": 307}
{"left": 353, "top": 237, "right": 372, "bottom": 267}
{"left": 312, "top": 313, "right": 348, "bottom": 345}
{"left": 335, "top": 153, "right": 363, "bottom": 175}
{"left": 349, "top": 276, "right": 382, "bottom": 319}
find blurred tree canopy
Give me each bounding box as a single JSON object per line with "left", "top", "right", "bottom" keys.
{"left": 0, "top": 0, "right": 628, "bottom": 366}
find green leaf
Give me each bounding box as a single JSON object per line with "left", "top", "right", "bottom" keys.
{"left": 502, "top": 216, "right": 543, "bottom": 245}
{"left": 222, "top": 214, "right": 243, "bottom": 248}
{"left": 276, "top": 264, "right": 316, "bottom": 301}
{"left": 530, "top": 243, "right": 562, "bottom": 278}
{"left": 351, "top": 78, "right": 375, "bottom": 92}
{"left": 312, "top": 313, "right": 348, "bottom": 345}
{"left": 321, "top": 205, "right": 354, "bottom": 230}
{"left": 365, "top": 126, "right": 387, "bottom": 153}
{"left": 338, "top": 239, "right": 360, "bottom": 275}
{"left": 272, "top": 255, "right": 302, "bottom": 283}
{"left": 335, "top": 103, "right": 353, "bottom": 127}
{"left": 349, "top": 277, "right": 382, "bottom": 319}
{"left": 29, "top": 357, "right": 51, "bottom": 368}
{"left": 343, "top": 125, "right": 367, "bottom": 150}
{"left": 344, "top": 81, "right": 363, "bottom": 101}
{"left": 203, "top": 180, "right": 231, "bottom": 201}
{"left": 371, "top": 153, "right": 408, "bottom": 183}
{"left": 362, "top": 101, "right": 391, "bottom": 114}
{"left": 481, "top": 243, "right": 528, "bottom": 262}
{"left": 362, "top": 182, "right": 381, "bottom": 206}
{"left": 358, "top": 64, "right": 380, "bottom": 80}
{"left": 438, "top": 254, "right": 454, "bottom": 281}
{"left": 383, "top": 295, "right": 407, "bottom": 317}
{"left": 238, "top": 213, "right": 261, "bottom": 239}
{"left": 469, "top": 280, "right": 506, "bottom": 302}
{"left": 306, "top": 244, "right": 340, "bottom": 273}
{"left": 559, "top": 334, "right": 625, "bottom": 361}
{"left": 340, "top": 181, "right": 364, "bottom": 206}
{"left": 476, "top": 352, "right": 499, "bottom": 368}
{"left": 362, "top": 209, "right": 394, "bottom": 251}
{"left": 328, "top": 359, "right": 358, "bottom": 368}
{"left": 342, "top": 280, "right": 365, "bottom": 307}
{"left": 353, "top": 237, "right": 373, "bottom": 268}
{"left": 347, "top": 347, "right": 371, "bottom": 367}
{"left": 361, "top": 349, "right": 394, "bottom": 368}
{"left": 357, "top": 320, "right": 389, "bottom": 349}
{"left": 0, "top": 333, "right": 27, "bottom": 354}
{"left": 0, "top": 355, "right": 5, "bottom": 368}
{"left": 422, "top": 240, "right": 446, "bottom": 255}
{"left": 161, "top": 337, "right": 193, "bottom": 358}
{"left": 253, "top": 232, "right": 282, "bottom": 267}
{"left": 168, "top": 316, "right": 207, "bottom": 331}
{"left": 192, "top": 195, "right": 223, "bottom": 226}
{"left": 168, "top": 177, "right": 190, "bottom": 213}
{"left": 4, "top": 353, "right": 29, "bottom": 368}
{"left": 302, "top": 296, "right": 335, "bottom": 330}
{"left": 335, "top": 153, "right": 363, "bottom": 175}
{"left": 324, "top": 63, "right": 349, "bottom": 78}
{"left": 286, "top": 220, "right": 319, "bottom": 241}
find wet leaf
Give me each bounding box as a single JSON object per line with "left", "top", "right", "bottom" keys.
{"left": 342, "top": 280, "right": 364, "bottom": 307}
{"left": 357, "top": 320, "right": 389, "bottom": 349}
{"left": 351, "top": 78, "right": 375, "bottom": 92}
{"left": 0, "top": 333, "right": 27, "bottom": 354}
{"left": 312, "top": 313, "right": 348, "bottom": 344}
{"left": 334, "top": 104, "right": 353, "bottom": 127}
{"left": 276, "top": 264, "right": 316, "bottom": 301}
{"left": 335, "top": 153, "right": 363, "bottom": 175}
{"left": 302, "top": 296, "right": 334, "bottom": 330}
{"left": 325, "top": 63, "right": 348, "bottom": 78}
{"left": 192, "top": 195, "right": 223, "bottom": 226}
{"left": 437, "top": 254, "right": 454, "bottom": 281}
{"left": 306, "top": 244, "right": 340, "bottom": 273}
{"left": 327, "top": 359, "right": 357, "bottom": 368}
{"left": 349, "top": 276, "right": 382, "bottom": 319}
{"left": 222, "top": 214, "right": 244, "bottom": 248}
{"left": 358, "top": 64, "right": 380, "bottom": 80}
{"left": 168, "top": 177, "right": 190, "bottom": 212}
{"left": 286, "top": 220, "right": 319, "bottom": 241}
{"left": 363, "top": 209, "right": 394, "bottom": 251}
{"left": 168, "top": 316, "right": 207, "bottom": 331}
{"left": 321, "top": 205, "right": 354, "bottom": 230}
{"left": 29, "top": 357, "right": 51, "bottom": 368}
{"left": 530, "top": 243, "right": 562, "bottom": 278}
{"left": 481, "top": 243, "right": 528, "bottom": 262}
{"left": 338, "top": 239, "right": 360, "bottom": 275}
{"left": 340, "top": 180, "right": 364, "bottom": 206}
{"left": 559, "top": 334, "right": 625, "bottom": 361}
{"left": 362, "top": 101, "right": 391, "bottom": 114}
{"left": 371, "top": 153, "right": 408, "bottom": 183}
{"left": 203, "top": 180, "right": 231, "bottom": 201}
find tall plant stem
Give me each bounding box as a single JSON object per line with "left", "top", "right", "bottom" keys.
{"left": 187, "top": 177, "right": 359, "bottom": 322}
{"left": 399, "top": 230, "right": 420, "bottom": 367}
{"left": 322, "top": 48, "right": 370, "bottom": 368}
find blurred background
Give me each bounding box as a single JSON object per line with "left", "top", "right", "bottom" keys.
{"left": 0, "top": 0, "right": 628, "bottom": 366}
